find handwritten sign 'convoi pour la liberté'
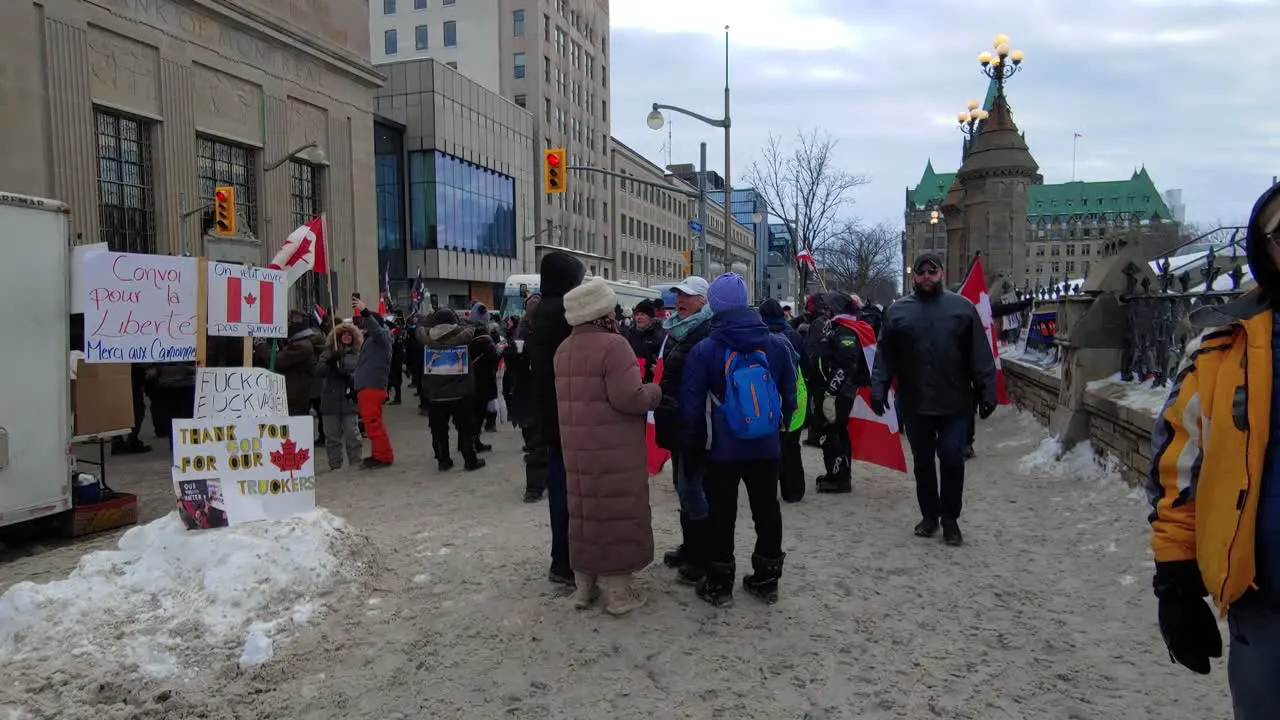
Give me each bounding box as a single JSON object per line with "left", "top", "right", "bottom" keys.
{"left": 80, "top": 251, "right": 198, "bottom": 363}
{"left": 170, "top": 415, "right": 316, "bottom": 528}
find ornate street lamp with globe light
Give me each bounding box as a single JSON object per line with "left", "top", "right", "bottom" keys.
{"left": 978, "top": 33, "right": 1024, "bottom": 98}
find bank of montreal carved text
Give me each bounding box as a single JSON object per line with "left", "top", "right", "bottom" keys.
{"left": 93, "top": 0, "right": 329, "bottom": 91}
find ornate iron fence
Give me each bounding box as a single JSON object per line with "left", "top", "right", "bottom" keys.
{"left": 1000, "top": 227, "right": 1251, "bottom": 388}
{"left": 1118, "top": 237, "right": 1249, "bottom": 387}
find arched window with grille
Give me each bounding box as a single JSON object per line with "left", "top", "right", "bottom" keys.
{"left": 95, "top": 110, "right": 156, "bottom": 254}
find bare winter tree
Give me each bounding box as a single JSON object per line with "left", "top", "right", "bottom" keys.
{"left": 744, "top": 129, "right": 869, "bottom": 294}
{"left": 813, "top": 221, "right": 900, "bottom": 305}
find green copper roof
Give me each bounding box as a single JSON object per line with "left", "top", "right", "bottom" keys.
{"left": 909, "top": 164, "right": 1173, "bottom": 221}
{"left": 1026, "top": 167, "right": 1172, "bottom": 222}
{"left": 906, "top": 159, "right": 956, "bottom": 209}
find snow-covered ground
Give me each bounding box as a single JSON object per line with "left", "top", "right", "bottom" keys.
{"left": 0, "top": 510, "right": 375, "bottom": 719}
{"left": 0, "top": 404, "right": 1231, "bottom": 719}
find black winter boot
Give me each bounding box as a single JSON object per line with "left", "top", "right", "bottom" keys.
{"left": 676, "top": 517, "right": 709, "bottom": 585}
{"left": 742, "top": 552, "right": 786, "bottom": 605}
{"left": 663, "top": 512, "right": 689, "bottom": 568}
{"left": 696, "top": 560, "right": 735, "bottom": 608}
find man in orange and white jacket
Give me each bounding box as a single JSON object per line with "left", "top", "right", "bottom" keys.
{"left": 1149, "top": 183, "right": 1280, "bottom": 719}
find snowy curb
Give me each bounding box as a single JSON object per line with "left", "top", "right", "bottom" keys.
{"left": 0, "top": 509, "right": 372, "bottom": 683}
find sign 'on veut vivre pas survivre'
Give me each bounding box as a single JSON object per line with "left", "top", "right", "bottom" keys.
{"left": 79, "top": 251, "right": 197, "bottom": 363}
{"left": 170, "top": 416, "right": 316, "bottom": 529}
{"left": 205, "top": 261, "right": 288, "bottom": 338}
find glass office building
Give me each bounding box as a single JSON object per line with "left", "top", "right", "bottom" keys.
{"left": 408, "top": 150, "right": 517, "bottom": 258}
{"left": 709, "top": 187, "right": 773, "bottom": 296}
{"left": 375, "top": 118, "right": 407, "bottom": 280}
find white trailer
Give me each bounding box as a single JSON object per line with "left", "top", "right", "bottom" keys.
{"left": 0, "top": 193, "right": 73, "bottom": 527}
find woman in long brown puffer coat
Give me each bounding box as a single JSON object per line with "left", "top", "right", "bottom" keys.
{"left": 555, "top": 277, "right": 662, "bottom": 616}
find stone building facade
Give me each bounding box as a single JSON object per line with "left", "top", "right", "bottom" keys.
{"left": 611, "top": 139, "right": 688, "bottom": 285}
{"left": 1, "top": 0, "right": 383, "bottom": 299}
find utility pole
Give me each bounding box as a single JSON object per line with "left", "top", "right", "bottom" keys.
{"left": 698, "top": 142, "right": 709, "bottom": 278}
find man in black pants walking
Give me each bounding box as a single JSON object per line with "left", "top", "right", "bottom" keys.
{"left": 870, "top": 253, "right": 996, "bottom": 546}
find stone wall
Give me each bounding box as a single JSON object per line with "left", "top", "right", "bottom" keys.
{"left": 1004, "top": 358, "right": 1156, "bottom": 486}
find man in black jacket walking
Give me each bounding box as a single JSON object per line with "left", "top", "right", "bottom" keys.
{"left": 524, "top": 251, "right": 586, "bottom": 586}
{"left": 870, "top": 253, "right": 996, "bottom": 546}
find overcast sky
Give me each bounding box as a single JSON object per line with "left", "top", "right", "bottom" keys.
{"left": 607, "top": 0, "right": 1279, "bottom": 230}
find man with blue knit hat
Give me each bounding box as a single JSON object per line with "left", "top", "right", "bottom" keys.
{"left": 680, "top": 273, "right": 797, "bottom": 607}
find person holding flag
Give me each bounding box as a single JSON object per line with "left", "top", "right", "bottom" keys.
{"left": 957, "top": 253, "right": 1012, "bottom": 458}
{"left": 870, "top": 252, "right": 995, "bottom": 546}
{"left": 814, "top": 293, "right": 872, "bottom": 495}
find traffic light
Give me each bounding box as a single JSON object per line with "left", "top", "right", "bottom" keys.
{"left": 213, "top": 186, "right": 236, "bottom": 236}
{"left": 682, "top": 250, "right": 693, "bottom": 276}
{"left": 543, "top": 147, "right": 567, "bottom": 194}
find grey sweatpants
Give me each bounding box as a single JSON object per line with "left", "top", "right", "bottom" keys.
{"left": 322, "top": 414, "right": 363, "bottom": 468}
{"left": 1229, "top": 594, "right": 1280, "bottom": 719}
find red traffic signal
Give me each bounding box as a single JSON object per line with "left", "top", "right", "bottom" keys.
{"left": 215, "top": 189, "right": 228, "bottom": 202}
{"left": 545, "top": 152, "right": 560, "bottom": 167}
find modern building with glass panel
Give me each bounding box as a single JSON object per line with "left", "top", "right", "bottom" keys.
{"left": 374, "top": 58, "right": 535, "bottom": 311}
{"left": 0, "top": 0, "right": 384, "bottom": 301}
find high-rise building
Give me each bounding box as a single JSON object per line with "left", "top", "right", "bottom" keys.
{"left": 369, "top": 0, "right": 612, "bottom": 273}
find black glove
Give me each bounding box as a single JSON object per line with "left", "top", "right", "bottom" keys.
{"left": 326, "top": 354, "right": 340, "bottom": 369}
{"left": 979, "top": 401, "right": 997, "bottom": 419}
{"left": 1154, "top": 560, "right": 1222, "bottom": 674}
{"left": 869, "top": 395, "right": 886, "bottom": 417}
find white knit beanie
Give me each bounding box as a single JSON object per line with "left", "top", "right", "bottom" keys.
{"left": 563, "top": 277, "right": 618, "bottom": 326}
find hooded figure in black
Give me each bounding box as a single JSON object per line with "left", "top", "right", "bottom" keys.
{"left": 815, "top": 293, "right": 872, "bottom": 495}
{"left": 524, "top": 251, "right": 586, "bottom": 586}
{"left": 802, "top": 292, "right": 834, "bottom": 447}
{"left": 761, "top": 298, "right": 807, "bottom": 502}
{"left": 420, "top": 307, "right": 488, "bottom": 472}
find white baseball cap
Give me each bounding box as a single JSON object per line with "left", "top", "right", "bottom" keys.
{"left": 671, "top": 276, "right": 709, "bottom": 297}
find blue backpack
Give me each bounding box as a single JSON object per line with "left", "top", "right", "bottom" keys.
{"left": 715, "top": 348, "right": 782, "bottom": 439}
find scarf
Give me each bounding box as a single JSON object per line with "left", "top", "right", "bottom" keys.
{"left": 663, "top": 303, "right": 713, "bottom": 340}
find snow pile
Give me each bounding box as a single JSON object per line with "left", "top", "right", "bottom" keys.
{"left": 0, "top": 509, "right": 364, "bottom": 680}
{"left": 1019, "top": 436, "right": 1121, "bottom": 486}
{"left": 1086, "top": 372, "right": 1170, "bottom": 417}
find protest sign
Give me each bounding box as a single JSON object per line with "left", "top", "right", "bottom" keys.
{"left": 81, "top": 251, "right": 198, "bottom": 363}
{"left": 206, "top": 262, "right": 288, "bottom": 337}
{"left": 193, "top": 368, "right": 288, "bottom": 419}
{"left": 170, "top": 415, "right": 316, "bottom": 528}
{"left": 424, "top": 345, "right": 469, "bottom": 375}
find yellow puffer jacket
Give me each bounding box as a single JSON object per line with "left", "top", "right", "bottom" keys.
{"left": 1149, "top": 290, "right": 1271, "bottom": 613}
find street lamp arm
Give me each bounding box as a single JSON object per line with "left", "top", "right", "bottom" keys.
{"left": 265, "top": 141, "right": 320, "bottom": 173}
{"left": 566, "top": 165, "right": 700, "bottom": 199}
{"left": 651, "top": 103, "right": 728, "bottom": 129}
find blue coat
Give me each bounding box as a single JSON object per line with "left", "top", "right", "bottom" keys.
{"left": 678, "top": 307, "right": 797, "bottom": 462}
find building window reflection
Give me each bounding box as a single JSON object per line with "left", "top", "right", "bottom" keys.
{"left": 408, "top": 150, "right": 516, "bottom": 258}
{"left": 95, "top": 109, "right": 156, "bottom": 254}
{"left": 197, "top": 136, "right": 257, "bottom": 236}
{"left": 289, "top": 161, "right": 321, "bottom": 306}
{"left": 375, "top": 120, "right": 407, "bottom": 280}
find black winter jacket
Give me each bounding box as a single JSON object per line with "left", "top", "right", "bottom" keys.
{"left": 653, "top": 315, "right": 713, "bottom": 452}
{"left": 626, "top": 324, "right": 665, "bottom": 382}
{"left": 870, "top": 289, "right": 996, "bottom": 417}
{"left": 525, "top": 252, "right": 585, "bottom": 449}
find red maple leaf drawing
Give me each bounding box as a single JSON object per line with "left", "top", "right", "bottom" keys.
{"left": 270, "top": 437, "right": 310, "bottom": 475}
{"left": 244, "top": 292, "right": 257, "bottom": 306}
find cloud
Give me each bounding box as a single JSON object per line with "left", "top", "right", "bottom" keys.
{"left": 607, "top": 0, "right": 1280, "bottom": 227}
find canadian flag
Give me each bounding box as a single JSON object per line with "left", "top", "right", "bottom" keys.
{"left": 224, "top": 276, "right": 277, "bottom": 326}
{"left": 640, "top": 352, "right": 671, "bottom": 476}
{"left": 958, "top": 254, "right": 1010, "bottom": 404}
{"left": 267, "top": 215, "right": 328, "bottom": 287}
{"left": 796, "top": 249, "right": 817, "bottom": 270}
{"left": 840, "top": 317, "right": 908, "bottom": 472}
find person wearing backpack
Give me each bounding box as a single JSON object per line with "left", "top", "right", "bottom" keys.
{"left": 760, "top": 298, "right": 808, "bottom": 503}
{"left": 679, "top": 273, "right": 797, "bottom": 607}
